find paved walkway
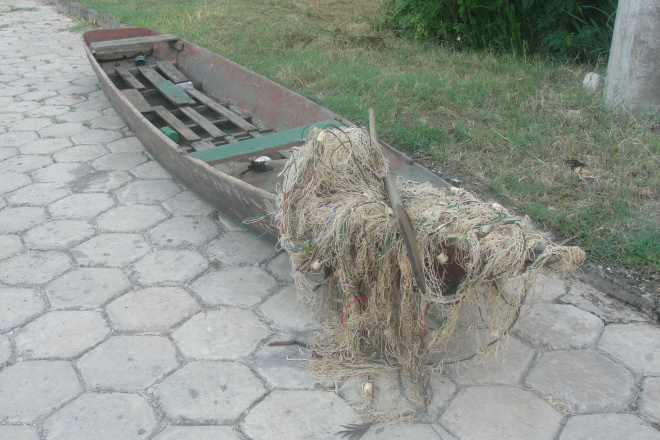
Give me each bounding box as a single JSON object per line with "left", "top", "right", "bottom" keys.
{"left": 0, "top": 1, "right": 659, "bottom": 439}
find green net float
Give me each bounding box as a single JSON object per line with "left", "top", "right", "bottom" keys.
{"left": 160, "top": 126, "right": 179, "bottom": 143}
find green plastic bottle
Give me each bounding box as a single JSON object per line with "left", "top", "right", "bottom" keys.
{"left": 160, "top": 126, "right": 179, "bottom": 143}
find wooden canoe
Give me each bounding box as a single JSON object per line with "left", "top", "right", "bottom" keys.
{"left": 82, "top": 28, "right": 452, "bottom": 240}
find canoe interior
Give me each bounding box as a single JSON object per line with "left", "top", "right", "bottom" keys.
{"left": 82, "top": 28, "right": 450, "bottom": 239}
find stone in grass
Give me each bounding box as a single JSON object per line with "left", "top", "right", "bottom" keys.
{"left": 191, "top": 266, "right": 277, "bottom": 307}
{"left": 106, "top": 286, "right": 200, "bottom": 333}
{"left": 241, "top": 390, "right": 363, "bottom": 440}
{"left": 0, "top": 361, "right": 82, "bottom": 423}
{"left": 441, "top": 385, "right": 563, "bottom": 440}
{"left": 524, "top": 350, "right": 635, "bottom": 414}
{"left": 172, "top": 309, "right": 271, "bottom": 360}
{"left": 43, "top": 393, "right": 157, "bottom": 440}
{"left": 154, "top": 361, "right": 267, "bottom": 424}
{"left": 78, "top": 336, "right": 179, "bottom": 392}
{"left": 559, "top": 413, "right": 660, "bottom": 440}
{"left": 583, "top": 72, "right": 603, "bottom": 93}
{"left": 15, "top": 311, "right": 110, "bottom": 360}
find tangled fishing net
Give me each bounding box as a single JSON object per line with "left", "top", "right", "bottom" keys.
{"left": 275, "top": 126, "right": 585, "bottom": 423}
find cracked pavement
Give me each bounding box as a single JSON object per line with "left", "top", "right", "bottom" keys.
{"left": 0, "top": 1, "right": 659, "bottom": 439}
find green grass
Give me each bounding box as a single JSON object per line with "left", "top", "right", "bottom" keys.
{"left": 70, "top": 0, "right": 660, "bottom": 275}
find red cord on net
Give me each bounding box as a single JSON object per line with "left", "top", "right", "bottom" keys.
{"left": 341, "top": 297, "right": 369, "bottom": 325}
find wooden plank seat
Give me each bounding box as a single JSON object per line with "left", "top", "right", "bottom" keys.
{"left": 138, "top": 65, "right": 195, "bottom": 106}
{"left": 90, "top": 34, "right": 179, "bottom": 52}
{"left": 189, "top": 119, "right": 343, "bottom": 164}
{"left": 179, "top": 106, "right": 238, "bottom": 143}
{"left": 187, "top": 89, "right": 260, "bottom": 134}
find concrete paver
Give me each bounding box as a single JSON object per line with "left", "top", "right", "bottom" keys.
{"left": 0, "top": 2, "right": 659, "bottom": 439}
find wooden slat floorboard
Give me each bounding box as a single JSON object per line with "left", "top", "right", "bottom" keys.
{"left": 153, "top": 105, "right": 200, "bottom": 142}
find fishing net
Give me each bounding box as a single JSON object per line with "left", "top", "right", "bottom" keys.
{"left": 275, "top": 126, "right": 585, "bottom": 423}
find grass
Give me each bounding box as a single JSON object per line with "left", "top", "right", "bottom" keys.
{"left": 71, "top": 0, "right": 660, "bottom": 275}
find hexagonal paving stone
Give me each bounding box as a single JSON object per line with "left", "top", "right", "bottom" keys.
{"left": 70, "top": 129, "right": 122, "bottom": 146}
{"left": 514, "top": 303, "right": 603, "bottom": 349}
{"left": 207, "top": 231, "right": 277, "bottom": 265}
{"left": 96, "top": 204, "right": 167, "bottom": 232}
{"left": 267, "top": 252, "right": 294, "bottom": 283}
{"left": 48, "top": 193, "right": 115, "bottom": 219}
{"left": 0, "top": 155, "right": 51, "bottom": 173}
{"left": 172, "top": 309, "right": 270, "bottom": 360}
{"left": 91, "top": 152, "right": 147, "bottom": 171}
{"left": 154, "top": 426, "right": 240, "bottom": 439}
{"left": 32, "top": 162, "right": 92, "bottom": 183}
{"left": 559, "top": 413, "right": 660, "bottom": 440}
{"left": 147, "top": 217, "right": 218, "bottom": 247}
{"left": 0, "top": 207, "right": 47, "bottom": 233}
{"left": 106, "top": 286, "right": 200, "bottom": 333}
{"left": 561, "top": 281, "right": 647, "bottom": 323}
{"left": 0, "top": 334, "right": 12, "bottom": 366}
{"left": 130, "top": 161, "right": 171, "bottom": 179}
{"left": 15, "top": 311, "right": 109, "bottom": 360}
{"left": 524, "top": 350, "right": 635, "bottom": 414}
{"left": 0, "top": 171, "right": 32, "bottom": 194}
{"left": 115, "top": 180, "right": 181, "bottom": 204}
{"left": 0, "top": 425, "right": 40, "bottom": 440}
{"left": 53, "top": 145, "right": 107, "bottom": 163}
{"left": 260, "top": 285, "right": 329, "bottom": 334}
{"left": 72, "top": 234, "right": 150, "bottom": 267}
{"left": 0, "top": 234, "right": 23, "bottom": 260}
{"left": 71, "top": 170, "right": 132, "bottom": 192}
{"left": 56, "top": 109, "right": 103, "bottom": 123}
{"left": 162, "top": 191, "right": 215, "bottom": 216}
{"left": 154, "top": 361, "right": 267, "bottom": 423}
{"left": 38, "top": 122, "right": 87, "bottom": 138}
{"left": 0, "top": 287, "right": 46, "bottom": 332}
{"left": 7, "top": 182, "right": 71, "bottom": 206}
{"left": 598, "top": 323, "right": 660, "bottom": 375}
{"left": 78, "top": 336, "right": 179, "bottom": 391}
{"left": 249, "top": 343, "right": 333, "bottom": 389}
{"left": 191, "top": 266, "right": 277, "bottom": 307}
{"left": 0, "top": 360, "right": 82, "bottom": 423}
{"left": 0, "top": 131, "right": 39, "bottom": 149}
{"left": 24, "top": 220, "right": 95, "bottom": 249}
{"left": 362, "top": 424, "right": 457, "bottom": 440}
{"left": 10, "top": 117, "right": 52, "bottom": 131}
{"left": 19, "top": 138, "right": 72, "bottom": 155}
{"left": 0, "top": 251, "right": 72, "bottom": 285}
{"left": 45, "top": 268, "right": 131, "bottom": 309}
{"left": 0, "top": 147, "right": 17, "bottom": 161}
{"left": 43, "top": 393, "right": 157, "bottom": 440}
{"left": 441, "top": 385, "right": 563, "bottom": 440}
{"left": 106, "top": 137, "right": 144, "bottom": 153}
{"left": 130, "top": 249, "right": 208, "bottom": 285}
{"left": 639, "top": 377, "right": 660, "bottom": 425}
{"left": 444, "top": 337, "right": 534, "bottom": 386}
{"left": 241, "top": 390, "right": 363, "bottom": 439}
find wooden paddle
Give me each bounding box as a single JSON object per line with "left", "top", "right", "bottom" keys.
{"left": 369, "top": 108, "right": 427, "bottom": 295}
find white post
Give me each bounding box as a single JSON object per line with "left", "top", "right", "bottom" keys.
{"left": 603, "top": 0, "right": 660, "bottom": 116}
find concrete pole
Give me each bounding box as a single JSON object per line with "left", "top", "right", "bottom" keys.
{"left": 603, "top": 0, "right": 660, "bottom": 116}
